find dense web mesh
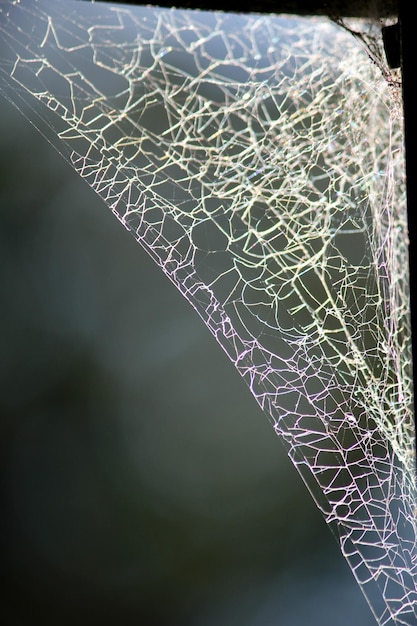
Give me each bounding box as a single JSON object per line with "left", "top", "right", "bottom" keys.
{"left": 0, "top": 1, "right": 416, "bottom": 623}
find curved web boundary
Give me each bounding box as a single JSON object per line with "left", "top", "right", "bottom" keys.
{"left": 0, "top": 1, "right": 416, "bottom": 623}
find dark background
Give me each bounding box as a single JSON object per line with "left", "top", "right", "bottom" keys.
{"left": 0, "top": 10, "right": 378, "bottom": 625}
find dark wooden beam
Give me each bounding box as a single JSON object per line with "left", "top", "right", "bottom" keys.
{"left": 77, "top": 0, "right": 398, "bottom": 18}
{"left": 398, "top": 0, "right": 417, "bottom": 457}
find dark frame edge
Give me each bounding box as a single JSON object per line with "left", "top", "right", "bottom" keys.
{"left": 77, "top": 0, "right": 398, "bottom": 18}
{"left": 398, "top": 1, "right": 417, "bottom": 476}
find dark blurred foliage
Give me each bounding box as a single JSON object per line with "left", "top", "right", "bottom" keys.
{"left": 0, "top": 91, "right": 375, "bottom": 625}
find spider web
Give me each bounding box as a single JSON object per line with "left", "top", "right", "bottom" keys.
{"left": 0, "top": 1, "right": 416, "bottom": 623}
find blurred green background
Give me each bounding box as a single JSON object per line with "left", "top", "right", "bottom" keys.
{"left": 0, "top": 83, "right": 376, "bottom": 625}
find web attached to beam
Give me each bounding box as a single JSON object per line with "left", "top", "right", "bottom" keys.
{"left": 0, "top": 1, "right": 416, "bottom": 623}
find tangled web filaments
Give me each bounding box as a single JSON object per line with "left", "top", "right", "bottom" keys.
{"left": 0, "top": 2, "right": 415, "bottom": 623}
